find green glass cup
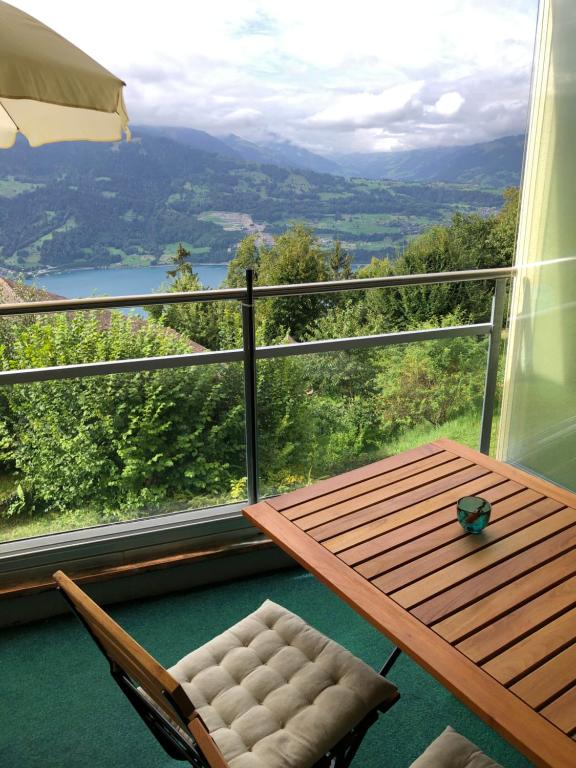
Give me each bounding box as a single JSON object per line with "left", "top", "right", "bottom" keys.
{"left": 457, "top": 496, "right": 491, "bottom": 533}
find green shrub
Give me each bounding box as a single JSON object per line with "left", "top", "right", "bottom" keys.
{"left": 0, "top": 312, "right": 245, "bottom": 517}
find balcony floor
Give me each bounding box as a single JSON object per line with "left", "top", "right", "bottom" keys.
{"left": 0, "top": 567, "right": 531, "bottom": 767}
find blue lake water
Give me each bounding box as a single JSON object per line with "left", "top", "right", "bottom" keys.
{"left": 25, "top": 260, "right": 369, "bottom": 312}
{"left": 27, "top": 264, "right": 229, "bottom": 299}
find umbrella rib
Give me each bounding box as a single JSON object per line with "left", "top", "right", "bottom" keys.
{"left": 0, "top": 100, "right": 19, "bottom": 130}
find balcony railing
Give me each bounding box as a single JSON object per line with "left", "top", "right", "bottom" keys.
{"left": 0, "top": 265, "right": 515, "bottom": 515}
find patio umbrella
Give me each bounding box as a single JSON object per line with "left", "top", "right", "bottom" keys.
{"left": 0, "top": 0, "right": 129, "bottom": 148}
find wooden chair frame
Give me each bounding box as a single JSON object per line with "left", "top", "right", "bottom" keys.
{"left": 54, "top": 570, "right": 399, "bottom": 768}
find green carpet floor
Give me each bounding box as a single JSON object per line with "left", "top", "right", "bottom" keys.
{"left": 0, "top": 568, "right": 534, "bottom": 768}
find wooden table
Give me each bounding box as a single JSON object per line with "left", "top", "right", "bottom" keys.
{"left": 243, "top": 439, "right": 576, "bottom": 768}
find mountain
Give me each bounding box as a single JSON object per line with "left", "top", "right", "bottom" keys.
{"left": 0, "top": 132, "right": 504, "bottom": 273}
{"left": 139, "top": 127, "right": 343, "bottom": 175}
{"left": 222, "top": 135, "right": 344, "bottom": 176}
{"left": 134, "top": 125, "right": 242, "bottom": 160}
{"left": 337, "top": 135, "right": 525, "bottom": 187}
{"left": 134, "top": 127, "right": 524, "bottom": 187}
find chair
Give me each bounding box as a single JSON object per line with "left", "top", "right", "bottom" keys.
{"left": 408, "top": 726, "right": 503, "bottom": 768}
{"left": 53, "top": 570, "right": 399, "bottom": 768}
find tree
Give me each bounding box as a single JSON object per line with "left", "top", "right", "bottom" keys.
{"left": 167, "top": 242, "right": 195, "bottom": 279}
{"left": 224, "top": 235, "right": 260, "bottom": 288}
{"left": 227, "top": 224, "right": 352, "bottom": 343}
{"left": 148, "top": 243, "right": 220, "bottom": 349}
{"left": 373, "top": 315, "right": 489, "bottom": 438}
{"left": 365, "top": 191, "right": 519, "bottom": 329}
{"left": 486, "top": 187, "right": 520, "bottom": 267}
{"left": 354, "top": 257, "right": 402, "bottom": 331}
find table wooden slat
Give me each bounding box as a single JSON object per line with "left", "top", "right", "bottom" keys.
{"left": 541, "top": 684, "right": 576, "bottom": 735}
{"left": 433, "top": 548, "right": 576, "bottom": 643}
{"left": 456, "top": 574, "right": 576, "bottom": 663}
{"left": 298, "top": 456, "right": 470, "bottom": 533}
{"left": 435, "top": 439, "right": 576, "bottom": 511}
{"left": 482, "top": 608, "right": 576, "bottom": 685}
{"left": 243, "top": 440, "right": 576, "bottom": 768}
{"left": 285, "top": 450, "right": 456, "bottom": 521}
{"left": 411, "top": 526, "right": 576, "bottom": 625}
{"left": 269, "top": 442, "right": 443, "bottom": 512}
{"left": 373, "top": 498, "right": 564, "bottom": 594}
{"left": 394, "top": 508, "right": 574, "bottom": 611}
{"left": 315, "top": 464, "right": 487, "bottom": 547}
{"left": 354, "top": 485, "right": 542, "bottom": 578}
{"left": 340, "top": 473, "right": 514, "bottom": 567}
{"left": 512, "top": 643, "right": 576, "bottom": 711}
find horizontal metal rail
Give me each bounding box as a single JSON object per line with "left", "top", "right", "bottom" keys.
{"left": 0, "top": 266, "right": 515, "bottom": 316}
{"left": 0, "top": 323, "right": 492, "bottom": 385}
{"left": 0, "top": 349, "right": 244, "bottom": 385}
{"left": 255, "top": 323, "right": 492, "bottom": 360}
{"left": 252, "top": 267, "right": 515, "bottom": 298}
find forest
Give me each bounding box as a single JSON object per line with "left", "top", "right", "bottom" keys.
{"left": 0, "top": 131, "right": 505, "bottom": 271}
{"left": 0, "top": 189, "right": 517, "bottom": 541}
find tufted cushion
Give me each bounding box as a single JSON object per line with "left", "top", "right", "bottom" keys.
{"left": 409, "top": 726, "right": 504, "bottom": 768}
{"left": 168, "top": 599, "right": 397, "bottom": 768}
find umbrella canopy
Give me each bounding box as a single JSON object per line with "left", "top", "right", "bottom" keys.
{"left": 0, "top": 1, "right": 129, "bottom": 147}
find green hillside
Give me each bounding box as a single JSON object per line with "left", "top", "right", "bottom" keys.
{"left": 337, "top": 135, "right": 524, "bottom": 186}
{"left": 0, "top": 131, "right": 504, "bottom": 273}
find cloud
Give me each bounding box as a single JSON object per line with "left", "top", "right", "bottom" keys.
{"left": 305, "top": 82, "right": 425, "bottom": 129}
{"left": 12, "top": 0, "right": 539, "bottom": 153}
{"left": 234, "top": 10, "right": 279, "bottom": 37}
{"left": 219, "top": 108, "right": 263, "bottom": 126}
{"left": 430, "top": 92, "right": 466, "bottom": 117}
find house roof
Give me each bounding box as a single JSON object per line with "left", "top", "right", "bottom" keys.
{"left": 0, "top": 277, "right": 206, "bottom": 353}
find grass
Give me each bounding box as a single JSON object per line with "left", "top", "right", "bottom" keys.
{"left": 0, "top": 177, "right": 42, "bottom": 197}
{"left": 118, "top": 254, "right": 156, "bottom": 268}
{"left": 0, "top": 490, "right": 236, "bottom": 543}
{"left": 266, "top": 410, "right": 500, "bottom": 498}
{"left": 386, "top": 410, "right": 499, "bottom": 458}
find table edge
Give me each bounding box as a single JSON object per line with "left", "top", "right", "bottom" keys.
{"left": 435, "top": 439, "right": 576, "bottom": 510}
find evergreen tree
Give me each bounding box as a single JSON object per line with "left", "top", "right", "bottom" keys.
{"left": 148, "top": 243, "right": 220, "bottom": 349}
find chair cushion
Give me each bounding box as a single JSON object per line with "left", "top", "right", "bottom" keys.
{"left": 408, "top": 726, "right": 503, "bottom": 768}
{"left": 168, "top": 599, "right": 397, "bottom": 768}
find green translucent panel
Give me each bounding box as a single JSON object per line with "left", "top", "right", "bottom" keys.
{"left": 499, "top": 0, "right": 576, "bottom": 490}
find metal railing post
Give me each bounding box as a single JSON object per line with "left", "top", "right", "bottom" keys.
{"left": 242, "top": 269, "right": 259, "bottom": 504}
{"left": 479, "top": 278, "right": 508, "bottom": 455}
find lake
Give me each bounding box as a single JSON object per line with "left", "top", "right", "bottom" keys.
{"left": 27, "top": 264, "right": 229, "bottom": 299}
{"left": 25, "top": 260, "right": 369, "bottom": 309}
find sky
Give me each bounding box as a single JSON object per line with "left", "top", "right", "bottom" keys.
{"left": 14, "top": 0, "right": 540, "bottom": 155}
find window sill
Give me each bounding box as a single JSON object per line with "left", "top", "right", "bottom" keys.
{"left": 0, "top": 501, "right": 260, "bottom": 585}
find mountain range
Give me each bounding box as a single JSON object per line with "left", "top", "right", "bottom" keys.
{"left": 0, "top": 128, "right": 517, "bottom": 274}
{"left": 140, "top": 126, "right": 524, "bottom": 187}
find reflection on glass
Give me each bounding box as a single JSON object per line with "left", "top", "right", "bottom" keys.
{"left": 500, "top": 0, "right": 576, "bottom": 491}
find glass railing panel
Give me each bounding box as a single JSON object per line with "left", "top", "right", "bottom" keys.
{"left": 0, "top": 270, "right": 511, "bottom": 545}
{"left": 257, "top": 335, "right": 496, "bottom": 498}
{"left": 0, "top": 361, "right": 245, "bottom": 543}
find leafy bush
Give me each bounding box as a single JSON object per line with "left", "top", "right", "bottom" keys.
{"left": 374, "top": 323, "right": 489, "bottom": 438}
{"left": 0, "top": 309, "right": 319, "bottom": 520}
{"left": 0, "top": 312, "right": 245, "bottom": 517}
